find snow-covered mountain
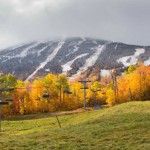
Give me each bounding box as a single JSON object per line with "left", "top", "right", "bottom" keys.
{"left": 0, "top": 37, "right": 150, "bottom": 81}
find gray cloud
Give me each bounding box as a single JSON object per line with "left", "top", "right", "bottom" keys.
{"left": 0, "top": 0, "right": 150, "bottom": 49}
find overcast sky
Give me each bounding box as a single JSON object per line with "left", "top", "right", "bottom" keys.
{"left": 0, "top": 0, "right": 150, "bottom": 49}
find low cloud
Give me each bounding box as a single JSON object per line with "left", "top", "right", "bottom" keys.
{"left": 0, "top": 0, "right": 150, "bottom": 49}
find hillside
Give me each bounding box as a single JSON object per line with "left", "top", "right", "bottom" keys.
{"left": 0, "top": 101, "right": 150, "bottom": 150}
{"left": 0, "top": 37, "right": 150, "bottom": 80}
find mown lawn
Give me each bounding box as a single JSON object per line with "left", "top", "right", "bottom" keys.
{"left": 0, "top": 101, "right": 150, "bottom": 150}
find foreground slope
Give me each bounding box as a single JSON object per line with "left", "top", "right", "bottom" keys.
{"left": 0, "top": 101, "right": 150, "bottom": 150}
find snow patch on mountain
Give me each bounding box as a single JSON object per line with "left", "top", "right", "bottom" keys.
{"left": 72, "top": 44, "right": 106, "bottom": 78}
{"left": 92, "top": 41, "right": 98, "bottom": 44}
{"left": 62, "top": 53, "right": 89, "bottom": 74}
{"left": 115, "top": 43, "right": 118, "bottom": 50}
{"left": 144, "top": 57, "right": 150, "bottom": 66}
{"left": 25, "top": 41, "right": 65, "bottom": 80}
{"left": 101, "top": 69, "right": 111, "bottom": 77}
{"left": 117, "top": 48, "right": 145, "bottom": 67}
{"left": 15, "top": 42, "right": 40, "bottom": 58}
{"left": 66, "top": 39, "right": 86, "bottom": 57}
{"left": 37, "top": 43, "right": 53, "bottom": 56}
{"left": 45, "top": 68, "right": 50, "bottom": 72}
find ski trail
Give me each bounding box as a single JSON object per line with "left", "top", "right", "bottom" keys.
{"left": 66, "top": 39, "right": 86, "bottom": 57}
{"left": 101, "top": 69, "right": 111, "bottom": 77}
{"left": 71, "top": 44, "right": 106, "bottom": 78}
{"left": 144, "top": 57, "right": 150, "bottom": 66}
{"left": 117, "top": 48, "right": 145, "bottom": 67}
{"left": 25, "top": 41, "right": 64, "bottom": 81}
{"left": 15, "top": 42, "right": 40, "bottom": 58}
{"left": 37, "top": 43, "right": 53, "bottom": 56}
{"left": 62, "top": 53, "right": 89, "bottom": 74}
{"left": 115, "top": 43, "right": 118, "bottom": 50}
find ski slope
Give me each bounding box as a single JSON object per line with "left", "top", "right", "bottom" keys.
{"left": 144, "top": 57, "right": 150, "bottom": 66}
{"left": 62, "top": 53, "right": 89, "bottom": 74}
{"left": 71, "top": 44, "right": 106, "bottom": 78}
{"left": 66, "top": 39, "right": 86, "bottom": 57}
{"left": 117, "top": 48, "right": 145, "bottom": 67}
{"left": 15, "top": 42, "right": 40, "bottom": 58}
{"left": 26, "top": 41, "right": 64, "bottom": 80}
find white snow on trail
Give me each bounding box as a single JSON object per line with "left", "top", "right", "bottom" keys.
{"left": 15, "top": 42, "right": 40, "bottom": 58}
{"left": 117, "top": 48, "right": 145, "bottom": 67}
{"left": 92, "top": 40, "right": 98, "bottom": 44}
{"left": 66, "top": 39, "right": 86, "bottom": 57}
{"left": 62, "top": 53, "right": 89, "bottom": 74}
{"left": 115, "top": 43, "right": 118, "bottom": 50}
{"left": 101, "top": 69, "right": 111, "bottom": 77}
{"left": 71, "top": 44, "right": 106, "bottom": 78}
{"left": 1, "top": 43, "right": 40, "bottom": 63}
{"left": 26, "top": 41, "right": 64, "bottom": 81}
{"left": 144, "top": 57, "right": 150, "bottom": 66}
{"left": 37, "top": 43, "right": 52, "bottom": 56}
{"left": 45, "top": 68, "right": 50, "bottom": 72}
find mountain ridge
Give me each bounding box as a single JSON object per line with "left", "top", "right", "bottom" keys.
{"left": 0, "top": 37, "right": 149, "bottom": 80}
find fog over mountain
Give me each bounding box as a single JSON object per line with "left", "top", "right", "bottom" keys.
{"left": 0, "top": 0, "right": 150, "bottom": 49}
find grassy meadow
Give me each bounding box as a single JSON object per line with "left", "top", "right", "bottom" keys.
{"left": 0, "top": 101, "right": 150, "bottom": 150}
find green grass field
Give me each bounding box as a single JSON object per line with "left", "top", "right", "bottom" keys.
{"left": 0, "top": 101, "right": 150, "bottom": 150}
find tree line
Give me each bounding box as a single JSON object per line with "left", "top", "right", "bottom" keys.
{"left": 1, "top": 63, "right": 150, "bottom": 117}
